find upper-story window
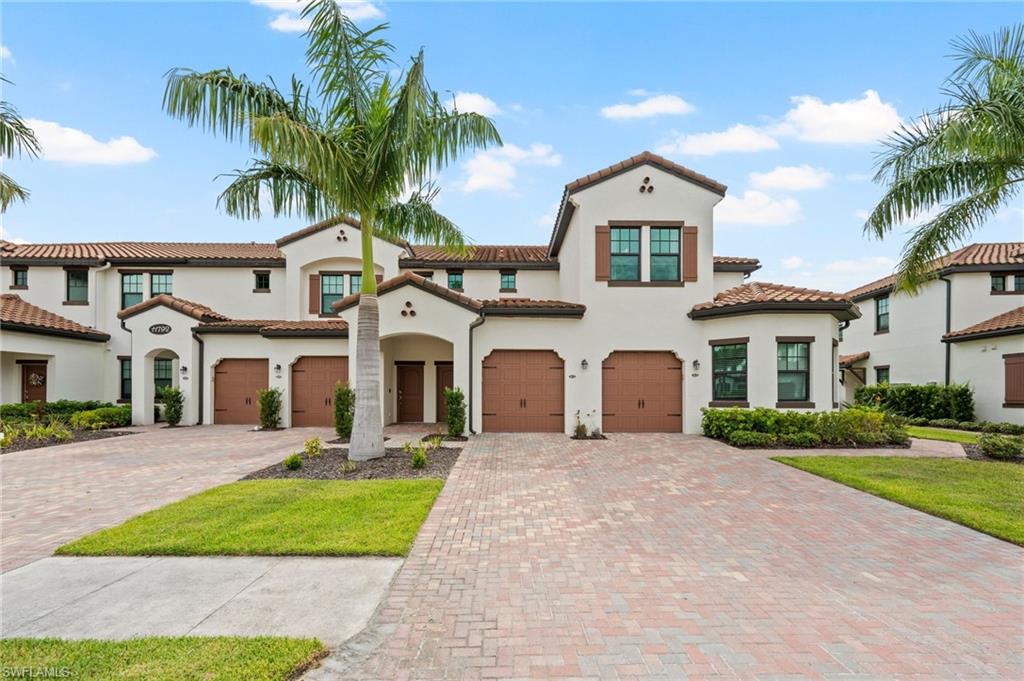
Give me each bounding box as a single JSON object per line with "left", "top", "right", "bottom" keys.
{"left": 253, "top": 270, "right": 271, "bottom": 292}
{"left": 1016, "top": 274, "right": 1024, "bottom": 293}
{"left": 650, "top": 228, "right": 680, "bottom": 281}
{"left": 65, "top": 269, "right": 88, "bottom": 304}
{"left": 121, "top": 273, "right": 143, "bottom": 309}
{"left": 500, "top": 271, "right": 517, "bottom": 292}
{"left": 447, "top": 271, "right": 464, "bottom": 291}
{"left": 875, "top": 294, "right": 890, "bottom": 333}
{"left": 349, "top": 273, "right": 362, "bottom": 295}
{"left": 777, "top": 342, "right": 810, "bottom": 403}
{"left": 150, "top": 273, "right": 173, "bottom": 297}
{"left": 991, "top": 274, "right": 1006, "bottom": 292}
{"left": 11, "top": 267, "right": 27, "bottom": 289}
{"left": 712, "top": 342, "right": 747, "bottom": 402}
{"left": 321, "top": 274, "right": 345, "bottom": 312}
{"left": 610, "top": 227, "right": 640, "bottom": 281}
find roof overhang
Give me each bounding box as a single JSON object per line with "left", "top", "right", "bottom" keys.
{"left": 333, "top": 274, "right": 482, "bottom": 314}
{"left": 689, "top": 302, "right": 861, "bottom": 322}
{"left": 0, "top": 321, "right": 110, "bottom": 342}
{"left": 399, "top": 260, "right": 559, "bottom": 271}
{"left": 943, "top": 327, "right": 1024, "bottom": 343}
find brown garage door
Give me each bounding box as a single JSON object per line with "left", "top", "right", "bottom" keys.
{"left": 602, "top": 351, "right": 682, "bottom": 432}
{"left": 214, "top": 359, "right": 268, "bottom": 424}
{"left": 292, "top": 356, "right": 348, "bottom": 427}
{"left": 482, "top": 350, "right": 564, "bottom": 432}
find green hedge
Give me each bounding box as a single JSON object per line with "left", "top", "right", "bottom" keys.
{"left": 69, "top": 405, "right": 132, "bottom": 430}
{"left": 702, "top": 406, "right": 907, "bottom": 448}
{"left": 854, "top": 383, "right": 974, "bottom": 422}
{"left": 1, "top": 400, "right": 117, "bottom": 423}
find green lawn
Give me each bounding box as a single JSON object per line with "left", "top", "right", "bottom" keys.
{"left": 57, "top": 479, "right": 443, "bottom": 557}
{"left": 0, "top": 637, "right": 325, "bottom": 681}
{"left": 773, "top": 456, "right": 1024, "bottom": 545}
{"left": 906, "top": 425, "right": 979, "bottom": 444}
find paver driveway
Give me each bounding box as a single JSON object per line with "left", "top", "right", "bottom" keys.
{"left": 1, "top": 425, "right": 332, "bottom": 572}
{"left": 312, "top": 433, "right": 1023, "bottom": 680}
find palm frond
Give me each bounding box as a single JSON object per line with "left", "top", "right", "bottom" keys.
{"left": 216, "top": 160, "right": 335, "bottom": 221}
{"left": 0, "top": 100, "right": 40, "bottom": 159}
{"left": 376, "top": 184, "right": 469, "bottom": 253}
{"left": 0, "top": 171, "right": 30, "bottom": 211}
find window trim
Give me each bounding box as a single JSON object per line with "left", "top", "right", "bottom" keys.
{"left": 609, "top": 226, "right": 641, "bottom": 282}
{"left": 153, "top": 357, "right": 173, "bottom": 400}
{"left": 1015, "top": 273, "right": 1024, "bottom": 293}
{"left": 874, "top": 364, "right": 891, "bottom": 385}
{"left": 991, "top": 273, "right": 1006, "bottom": 293}
{"left": 10, "top": 266, "right": 28, "bottom": 290}
{"left": 319, "top": 271, "right": 347, "bottom": 317}
{"left": 118, "top": 356, "right": 132, "bottom": 403}
{"left": 64, "top": 267, "right": 89, "bottom": 305}
{"left": 499, "top": 269, "right": 517, "bottom": 293}
{"left": 446, "top": 269, "right": 464, "bottom": 291}
{"left": 149, "top": 271, "right": 173, "bottom": 297}
{"left": 649, "top": 226, "right": 680, "bottom": 282}
{"left": 874, "top": 294, "right": 890, "bottom": 334}
{"left": 709, "top": 337, "right": 749, "bottom": 406}
{"left": 253, "top": 269, "right": 271, "bottom": 293}
{"left": 120, "top": 272, "right": 144, "bottom": 310}
{"left": 776, "top": 338, "right": 812, "bottom": 407}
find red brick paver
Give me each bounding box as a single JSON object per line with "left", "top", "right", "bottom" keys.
{"left": 313, "top": 434, "right": 1023, "bottom": 680}
{"left": 1, "top": 425, "right": 333, "bottom": 572}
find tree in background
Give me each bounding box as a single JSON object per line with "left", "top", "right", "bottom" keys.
{"left": 0, "top": 76, "right": 40, "bottom": 212}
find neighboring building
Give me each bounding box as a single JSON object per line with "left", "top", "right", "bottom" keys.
{"left": 840, "top": 243, "right": 1024, "bottom": 424}
{"left": 0, "top": 151, "right": 859, "bottom": 433}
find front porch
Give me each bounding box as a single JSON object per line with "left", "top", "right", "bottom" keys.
{"left": 381, "top": 333, "right": 456, "bottom": 426}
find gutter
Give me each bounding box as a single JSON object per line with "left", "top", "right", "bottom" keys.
{"left": 467, "top": 313, "right": 487, "bottom": 434}
{"left": 939, "top": 274, "right": 952, "bottom": 384}
{"left": 191, "top": 330, "right": 204, "bottom": 425}
{"left": 120, "top": 319, "right": 134, "bottom": 425}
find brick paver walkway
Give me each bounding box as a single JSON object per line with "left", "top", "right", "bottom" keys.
{"left": 312, "top": 433, "right": 1023, "bottom": 680}
{"left": 1, "top": 425, "right": 333, "bottom": 572}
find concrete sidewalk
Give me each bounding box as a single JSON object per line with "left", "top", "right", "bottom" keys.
{"left": 1, "top": 556, "right": 400, "bottom": 646}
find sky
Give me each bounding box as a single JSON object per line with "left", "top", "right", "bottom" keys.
{"left": 2, "top": 1, "right": 1022, "bottom": 293}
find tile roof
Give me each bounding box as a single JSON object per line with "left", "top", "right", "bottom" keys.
{"left": 943, "top": 306, "right": 1024, "bottom": 342}
{"left": 690, "top": 281, "right": 858, "bottom": 320}
{"left": 333, "top": 272, "right": 483, "bottom": 312}
{"left": 274, "top": 215, "right": 400, "bottom": 249}
{"left": 1, "top": 241, "right": 284, "bottom": 264}
{"left": 564, "top": 151, "right": 727, "bottom": 196}
{"left": 846, "top": 243, "right": 1024, "bottom": 300}
{"left": 403, "top": 245, "right": 555, "bottom": 267}
{"left": 713, "top": 255, "right": 761, "bottom": 272}
{"left": 191, "top": 319, "right": 348, "bottom": 337}
{"left": 479, "top": 298, "right": 586, "bottom": 316}
{"left": 117, "top": 294, "right": 231, "bottom": 322}
{"left": 839, "top": 351, "right": 870, "bottom": 367}
{"left": 0, "top": 294, "right": 110, "bottom": 341}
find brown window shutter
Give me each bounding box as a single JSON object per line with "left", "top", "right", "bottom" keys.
{"left": 375, "top": 274, "right": 384, "bottom": 285}
{"left": 682, "top": 226, "right": 698, "bottom": 282}
{"left": 595, "top": 226, "right": 610, "bottom": 281}
{"left": 308, "top": 274, "right": 320, "bottom": 314}
{"left": 1005, "top": 354, "right": 1024, "bottom": 405}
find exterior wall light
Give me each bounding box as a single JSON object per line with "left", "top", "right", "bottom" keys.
{"left": 692, "top": 359, "right": 701, "bottom": 371}
{"left": 581, "top": 359, "right": 589, "bottom": 370}
{"left": 179, "top": 366, "right": 188, "bottom": 375}
{"left": 274, "top": 363, "right": 282, "bottom": 373}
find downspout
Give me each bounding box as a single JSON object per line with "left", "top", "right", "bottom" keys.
{"left": 191, "top": 331, "right": 205, "bottom": 425}
{"left": 120, "top": 318, "right": 134, "bottom": 424}
{"left": 468, "top": 313, "right": 487, "bottom": 434}
{"left": 939, "top": 274, "right": 952, "bottom": 385}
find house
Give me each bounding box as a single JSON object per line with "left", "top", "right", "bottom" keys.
{"left": 839, "top": 243, "right": 1024, "bottom": 423}
{"left": 0, "top": 152, "right": 859, "bottom": 433}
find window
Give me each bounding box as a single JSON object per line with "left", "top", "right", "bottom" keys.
{"left": 875, "top": 294, "right": 890, "bottom": 333}
{"left": 349, "top": 273, "right": 362, "bottom": 295}
{"left": 712, "top": 343, "right": 747, "bottom": 401}
{"left": 650, "top": 227, "right": 680, "bottom": 281}
{"left": 66, "top": 269, "right": 88, "bottom": 303}
{"left": 991, "top": 274, "right": 1006, "bottom": 292}
{"left": 154, "top": 358, "right": 173, "bottom": 398}
{"left": 121, "top": 273, "right": 143, "bottom": 309}
{"left": 150, "top": 273, "right": 173, "bottom": 297}
{"left": 320, "top": 274, "right": 345, "bottom": 313}
{"left": 500, "top": 271, "right": 517, "bottom": 291}
{"left": 610, "top": 227, "right": 640, "bottom": 281}
{"left": 253, "top": 271, "right": 270, "bottom": 291}
{"left": 119, "top": 358, "right": 132, "bottom": 401}
{"left": 875, "top": 366, "right": 890, "bottom": 384}
{"left": 1015, "top": 274, "right": 1024, "bottom": 293}
{"left": 777, "top": 342, "right": 810, "bottom": 402}
{"left": 11, "top": 268, "right": 27, "bottom": 288}
{"left": 447, "top": 271, "right": 464, "bottom": 290}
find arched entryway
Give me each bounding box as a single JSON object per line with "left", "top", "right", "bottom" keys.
{"left": 147, "top": 349, "right": 180, "bottom": 423}
{"left": 380, "top": 333, "right": 455, "bottom": 425}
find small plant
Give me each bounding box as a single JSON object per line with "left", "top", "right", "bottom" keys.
{"left": 339, "top": 460, "right": 359, "bottom": 473}
{"left": 589, "top": 427, "right": 602, "bottom": 439}
{"left": 573, "top": 411, "right": 588, "bottom": 439}
{"left": 283, "top": 453, "right": 303, "bottom": 470}
{"left": 444, "top": 387, "right": 466, "bottom": 436}
{"left": 162, "top": 387, "right": 184, "bottom": 426}
{"left": 304, "top": 437, "right": 323, "bottom": 457}
{"left": 979, "top": 434, "right": 1024, "bottom": 461}
{"left": 257, "top": 388, "right": 283, "bottom": 430}
{"left": 425, "top": 433, "right": 444, "bottom": 448}
{"left": 334, "top": 381, "right": 355, "bottom": 438}
{"left": 411, "top": 445, "right": 427, "bottom": 469}
{"left": 401, "top": 441, "right": 415, "bottom": 454}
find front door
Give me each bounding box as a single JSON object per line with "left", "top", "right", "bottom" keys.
{"left": 21, "top": 363, "right": 47, "bottom": 403}
{"left": 396, "top": 363, "right": 424, "bottom": 422}
{"left": 435, "top": 362, "right": 454, "bottom": 423}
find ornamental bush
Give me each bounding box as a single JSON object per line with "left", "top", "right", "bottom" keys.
{"left": 979, "top": 434, "right": 1024, "bottom": 461}
{"left": 702, "top": 405, "right": 906, "bottom": 448}
{"left": 854, "top": 383, "right": 974, "bottom": 421}
{"left": 444, "top": 387, "right": 466, "bottom": 436}
{"left": 69, "top": 405, "right": 131, "bottom": 430}
{"left": 779, "top": 431, "right": 822, "bottom": 447}
{"left": 726, "top": 429, "right": 777, "bottom": 448}
{"left": 161, "top": 387, "right": 184, "bottom": 426}
{"left": 928, "top": 418, "right": 960, "bottom": 429}
{"left": 1, "top": 400, "right": 115, "bottom": 423}
{"left": 257, "top": 388, "right": 283, "bottom": 430}
{"left": 283, "top": 453, "right": 303, "bottom": 470}
{"left": 333, "top": 382, "right": 355, "bottom": 438}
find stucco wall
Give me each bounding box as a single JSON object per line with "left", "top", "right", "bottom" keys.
{"left": 0, "top": 331, "right": 108, "bottom": 403}
{"left": 949, "top": 334, "right": 1024, "bottom": 424}
{"left": 397, "top": 268, "right": 560, "bottom": 302}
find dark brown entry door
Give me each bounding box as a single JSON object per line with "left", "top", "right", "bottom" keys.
{"left": 397, "top": 364, "right": 424, "bottom": 422}
{"left": 21, "top": 363, "right": 47, "bottom": 403}
{"left": 602, "top": 351, "right": 682, "bottom": 432}
{"left": 291, "top": 356, "right": 348, "bottom": 427}
{"left": 435, "top": 363, "right": 454, "bottom": 424}
{"left": 214, "top": 359, "right": 268, "bottom": 424}
{"left": 482, "top": 350, "right": 564, "bottom": 432}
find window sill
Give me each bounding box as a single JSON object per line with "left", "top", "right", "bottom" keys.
{"left": 607, "top": 280, "right": 685, "bottom": 287}
{"left": 9, "top": 285, "right": 27, "bottom": 290}
{"left": 708, "top": 400, "right": 749, "bottom": 408}
{"left": 991, "top": 290, "right": 1024, "bottom": 295}
{"left": 1003, "top": 402, "right": 1024, "bottom": 408}
{"left": 117, "top": 399, "right": 131, "bottom": 405}
{"left": 499, "top": 288, "right": 517, "bottom": 293}
{"left": 873, "top": 329, "right": 889, "bottom": 335}
{"left": 449, "top": 288, "right": 464, "bottom": 293}
{"left": 776, "top": 401, "right": 815, "bottom": 409}
{"left": 252, "top": 288, "right": 271, "bottom": 293}
{"left": 318, "top": 312, "right": 339, "bottom": 318}
{"left": 63, "top": 300, "right": 89, "bottom": 306}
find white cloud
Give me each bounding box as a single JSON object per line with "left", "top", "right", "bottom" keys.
{"left": 448, "top": 92, "right": 502, "bottom": 117}
{"left": 601, "top": 94, "right": 694, "bottom": 120}
{"left": 824, "top": 255, "right": 896, "bottom": 276}
{"left": 749, "top": 165, "right": 832, "bottom": 191}
{"left": 268, "top": 12, "right": 311, "bottom": 32}
{"left": 773, "top": 90, "right": 901, "bottom": 145}
{"left": 461, "top": 143, "right": 562, "bottom": 193}
{"left": 779, "top": 254, "right": 898, "bottom": 292}
{"left": 27, "top": 119, "right": 157, "bottom": 165}
{"left": 782, "top": 256, "right": 806, "bottom": 270}
{"left": 716, "top": 190, "right": 801, "bottom": 226}
{"left": 1, "top": 45, "right": 12, "bottom": 63}
{"left": 657, "top": 124, "right": 779, "bottom": 156}
{"left": 253, "top": 0, "right": 384, "bottom": 33}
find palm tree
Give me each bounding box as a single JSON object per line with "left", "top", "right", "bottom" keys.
{"left": 0, "top": 76, "right": 41, "bottom": 212}
{"left": 163, "top": 0, "right": 500, "bottom": 459}
{"left": 865, "top": 25, "right": 1024, "bottom": 292}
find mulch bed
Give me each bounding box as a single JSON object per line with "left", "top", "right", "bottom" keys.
{"left": 1, "top": 429, "right": 137, "bottom": 454}
{"left": 328, "top": 436, "right": 390, "bottom": 445}
{"left": 241, "top": 446, "right": 460, "bottom": 481}
{"left": 571, "top": 433, "right": 608, "bottom": 441}
{"left": 419, "top": 434, "right": 468, "bottom": 443}
{"left": 963, "top": 444, "right": 1024, "bottom": 465}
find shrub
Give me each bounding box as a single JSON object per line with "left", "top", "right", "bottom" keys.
{"left": 726, "top": 430, "right": 777, "bottom": 448}
{"left": 69, "top": 405, "right": 131, "bottom": 430}
{"left": 703, "top": 406, "right": 907, "bottom": 448}
{"left": 928, "top": 418, "right": 960, "bottom": 429}
{"left": 854, "top": 383, "right": 974, "bottom": 421}
{"left": 853, "top": 431, "right": 891, "bottom": 447}
{"left": 978, "top": 434, "right": 1024, "bottom": 461}
{"left": 958, "top": 421, "right": 981, "bottom": 431}
{"left": 779, "top": 431, "right": 822, "bottom": 448}
{"left": 304, "top": 437, "right": 323, "bottom": 457}
{"left": 573, "top": 412, "right": 588, "bottom": 439}
{"left": 162, "top": 387, "right": 184, "bottom": 426}
{"left": 1, "top": 400, "right": 115, "bottom": 423}
{"left": 444, "top": 387, "right": 466, "bottom": 436}
{"left": 907, "top": 416, "right": 930, "bottom": 426}
{"left": 283, "top": 453, "right": 303, "bottom": 470}
{"left": 1, "top": 420, "right": 73, "bottom": 447}
{"left": 996, "top": 422, "right": 1024, "bottom": 435}
{"left": 981, "top": 422, "right": 1002, "bottom": 433}
{"left": 701, "top": 408, "right": 754, "bottom": 439}
{"left": 883, "top": 425, "right": 911, "bottom": 446}
{"left": 411, "top": 445, "right": 427, "bottom": 469}
{"left": 257, "top": 388, "right": 283, "bottom": 430}
{"left": 333, "top": 382, "right": 355, "bottom": 438}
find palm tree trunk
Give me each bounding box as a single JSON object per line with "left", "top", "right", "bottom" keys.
{"left": 349, "top": 210, "right": 385, "bottom": 461}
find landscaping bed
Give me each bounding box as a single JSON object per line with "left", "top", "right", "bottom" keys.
{"left": 420, "top": 433, "right": 468, "bottom": 442}
{"left": 243, "top": 446, "right": 460, "bottom": 481}
{"left": 1, "top": 429, "right": 135, "bottom": 454}
{"left": 964, "top": 444, "right": 1024, "bottom": 464}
